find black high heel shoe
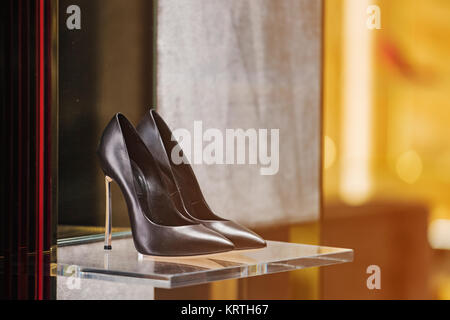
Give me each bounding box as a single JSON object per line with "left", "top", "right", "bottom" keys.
{"left": 137, "top": 110, "right": 266, "bottom": 250}
{"left": 97, "top": 113, "right": 234, "bottom": 256}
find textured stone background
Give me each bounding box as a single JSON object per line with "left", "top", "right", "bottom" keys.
{"left": 157, "top": 0, "right": 322, "bottom": 227}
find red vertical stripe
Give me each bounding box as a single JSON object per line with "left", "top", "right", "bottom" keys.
{"left": 34, "top": 0, "right": 38, "bottom": 300}
{"left": 44, "top": 0, "right": 53, "bottom": 299}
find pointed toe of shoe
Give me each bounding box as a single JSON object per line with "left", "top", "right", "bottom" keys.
{"left": 213, "top": 235, "right": 235, "bottom": 252}
{"left": 204, "top": 221, "right": 266, "bottom": 250}
{"left": 183, "top": 225, "right": 235, "bottom": 256}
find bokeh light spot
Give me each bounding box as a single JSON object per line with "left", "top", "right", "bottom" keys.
{"left": 396, "top": 150, "right": 423, "bottom": 184}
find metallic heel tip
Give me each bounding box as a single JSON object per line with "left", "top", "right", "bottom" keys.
{"left": 104, "top": 245, "right": 112, "bottom": 250}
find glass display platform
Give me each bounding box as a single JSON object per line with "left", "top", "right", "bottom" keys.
{"left": 56, "top": 238, "right": 353, "bottom": 289}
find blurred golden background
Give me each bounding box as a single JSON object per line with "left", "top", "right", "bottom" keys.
{"left": 322, "top": 0, "right": 450, "bottom": 299}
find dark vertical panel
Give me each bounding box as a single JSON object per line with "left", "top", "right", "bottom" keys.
{"left": 44, "top": 0, "right": 55, "bottom": 299}
{"left": 58, "top": 0, "right": 100, "bottom": 227}
{"left": 17, "top": 0, "right": 27, "bottom": 299}
{"left": 0, "top": 0, "right": 55, "bottom": 300}
{"left": 0, "top": 0, "right": 5, "bottom": 295}
{"left": 26, "top": 0, "right": 38, "bottom": 299}
{"left": 58, "top": 0, "right": 154, "bottom": 231}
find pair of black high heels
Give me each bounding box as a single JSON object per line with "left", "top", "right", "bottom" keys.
{"left": 97, "top": 110, "right": 266, "bottom": 256}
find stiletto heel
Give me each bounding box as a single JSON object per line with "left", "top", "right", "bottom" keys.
{"left": 97, "top": 113, "right": 234, "bottom": 256}
{"left": 104, "top": 175, "right": 113, "bottom": 250}
{"left": 137, "top": 110, "right": 266, "bottom": 250}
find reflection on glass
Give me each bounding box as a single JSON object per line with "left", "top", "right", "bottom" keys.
{"left": 58, "top": 239, "right": 353, "bottom": 289}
